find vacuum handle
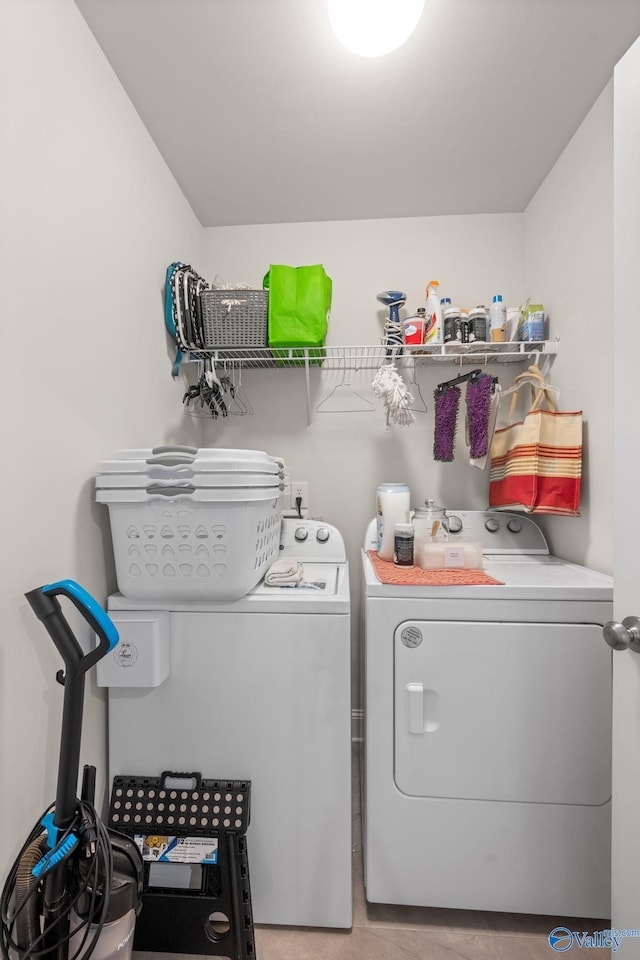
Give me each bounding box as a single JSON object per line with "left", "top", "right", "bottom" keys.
{"left": 26, "top": 579, "right": 118, "bottom": 674}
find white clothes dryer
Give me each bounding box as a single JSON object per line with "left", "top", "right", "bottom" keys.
{"left": 361, "top": 511, "right": 613, "bottom": 918}
{"left": 102, "top": 518, "right": 352, "bottom": 929}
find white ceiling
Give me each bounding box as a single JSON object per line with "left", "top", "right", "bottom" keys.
{"left": 75, "top": 0, "right": 640, "bottom": 228}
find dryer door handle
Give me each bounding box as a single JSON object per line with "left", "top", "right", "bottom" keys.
{"left": 405, "top": 683, "right": 440, "bottom": 734}
{"left": 406, "top": 683, "right": 425, "bottom": 734}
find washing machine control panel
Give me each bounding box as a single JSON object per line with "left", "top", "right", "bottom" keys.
{"left": 445, "top": 511, "right": 549, "bottom": 554}
{"left": 279, "top": 518, "right": 347, "bottom": 561}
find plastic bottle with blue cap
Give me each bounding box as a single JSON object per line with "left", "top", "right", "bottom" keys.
{"left": 490, "top": 294, "right": 507, "bottom": 342}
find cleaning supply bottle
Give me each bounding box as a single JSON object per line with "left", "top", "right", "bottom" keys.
{"left": 423, "top": 281, "right": 443, "bottom": 344}
{"left": 489, "top": 295, "right": 507, "bottom": 342}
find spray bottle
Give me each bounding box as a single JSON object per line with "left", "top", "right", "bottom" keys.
{"left": 424, "top": 281, "right": 443, "bottom": 344}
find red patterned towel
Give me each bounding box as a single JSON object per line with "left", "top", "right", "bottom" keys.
{"left": 367, "top": 551, "right": 504, "bottom": 586}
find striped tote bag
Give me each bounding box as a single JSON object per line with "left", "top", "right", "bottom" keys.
{"left": 489, "top": 379, "right": 582, "bottom": 517}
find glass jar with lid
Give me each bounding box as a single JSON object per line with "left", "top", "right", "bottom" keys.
{"left": 410, "top": 498, "right": 448, "bottom": 542}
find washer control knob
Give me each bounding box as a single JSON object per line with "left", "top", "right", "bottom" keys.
{"left": 294, "top": 526, "right": 308, "bottom": 542}
{"left": 316, "top": 527, "right": 330, "bottom": 543}
{"left": 446, "top": 515, "right": 462, "bottom": 534}
{"left": 485, "top": 518, "right": 500, "bottom": 533}
{"left": 603, "top": 617, "right": 640, "bottom": 653}
{"left": 507, "top": 518, "right": 523, "bottom": 533}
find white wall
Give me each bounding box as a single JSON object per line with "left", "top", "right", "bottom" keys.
{"left": 198, "top": 96, "right": 615, "bottom": 702}
{"left": 0, "top": 0, "right": 615, "bottom": 889}
{"left": 198, "top": 216, "right": 526, "bottom": 530}
{"left": 198, "top": 215, "right": 526, "bottom": 707}
{"left": 524, "top": 84, "right": 614, "bottom": 573}
{"left": 0, "top": 0, "right": 202, "bottom": 876}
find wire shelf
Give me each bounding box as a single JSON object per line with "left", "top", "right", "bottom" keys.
{"left": 184, "top": 340, "right": 559, "bottom": 425}
{"left": 187, "top": 340, "right": 558, "bottom": 371}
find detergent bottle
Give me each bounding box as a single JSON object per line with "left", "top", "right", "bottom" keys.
{"left": 424, "top": 280, "right": 443, "bottom": 344}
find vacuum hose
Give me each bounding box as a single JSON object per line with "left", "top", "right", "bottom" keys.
{"left": 14, "top": 834, "right": 48, "bottom": 952}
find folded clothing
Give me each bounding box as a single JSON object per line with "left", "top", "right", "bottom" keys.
{"left": 264, "top": 559, "right": 304, "bottom": 586}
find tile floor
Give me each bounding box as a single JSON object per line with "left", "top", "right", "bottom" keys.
{"left": 134, "top": 745, "right": 611, "bottom": 959}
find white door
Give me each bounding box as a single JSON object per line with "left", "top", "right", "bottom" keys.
{"left": 612, "top": 37, "right": 640, "bottom": 957}
{"left": 394, "top": 620, "right": 610, "bottom": 803}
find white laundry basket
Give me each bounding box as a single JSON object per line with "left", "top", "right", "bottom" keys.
{"left": 97, "top": 484, "right": 282, "bottom": 601}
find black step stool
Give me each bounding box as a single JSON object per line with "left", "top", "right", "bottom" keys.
{"left": 108, "top": 772, "right": 255, "bottom": 959}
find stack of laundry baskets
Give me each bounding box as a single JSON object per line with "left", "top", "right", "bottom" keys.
{"left": 96, "top": 447, "right": 284, "bottom": 601}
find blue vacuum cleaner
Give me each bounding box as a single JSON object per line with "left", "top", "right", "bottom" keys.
{"left": 1, "top": 580, "right": 143, "bottom": 960}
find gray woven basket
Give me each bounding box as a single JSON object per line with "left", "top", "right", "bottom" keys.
{"left": 199, "top": 289, "right": 268, "bottom": 348}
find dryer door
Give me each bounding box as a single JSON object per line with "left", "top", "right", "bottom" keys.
{"left": 394, "top": 620, "right": 611, "bottom": 804}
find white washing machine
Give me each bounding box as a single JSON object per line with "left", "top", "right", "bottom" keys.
{"left": 361, "top": 510, "right": 613, "bottom": 918}
{"left": 102, "top": 518, "right": 352, "bottom": 929}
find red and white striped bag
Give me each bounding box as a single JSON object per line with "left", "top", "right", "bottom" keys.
{"left": 489, "top": 370, "right": 582, "bottom": 516}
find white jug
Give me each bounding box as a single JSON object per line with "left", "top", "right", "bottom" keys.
{"left": 376, "top": 483, "right": 410, "bottom": 561}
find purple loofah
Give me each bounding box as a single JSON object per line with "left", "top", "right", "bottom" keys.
{"left": 466, "top": 374, "right": 492, "bottom": 458}
{"left": 433, "top": 385, "right": 460, "bottom": 461}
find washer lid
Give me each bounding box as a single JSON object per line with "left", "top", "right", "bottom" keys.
{"left": 108, "top": 562, "right": 350, "bottom": 614}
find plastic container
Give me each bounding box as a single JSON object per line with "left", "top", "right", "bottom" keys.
{"left": 469, "top": 305, "right": 488, "bottom": 342}
{"left": 519, "top": 303, "right": 545, "bottom": 341}
{"left": 456, "top": 310, "right": 471, "bottom": 343}
{"left": 96, "top": 472, "right": 284, "bottom": 490}
{"left": 106, "top": 449, "right": 283, "bottom": 474}
{"left": 96, "top": 485, "right": 282, "bottom": 601}
{"left": 489, "top": 295, "right": 507, "bottom": 342}
{"left": 414, "top": 539, "right": 483, "bottom": 570}
{"left": 423, "top": 281, "right": 443, "bottom": 344}
{"left": 393, "top": 523, "right": 414, "bottom": 566}
{"left": 70, "top": 832, "right": 142, "bottom": 960}
{"left": 376, "top": 483, "right": 411, "bottom": 561}
{"left": 402, "top": 316, "right": 424, "bottom": 345}
{"left": 443, "top": 306, "right": 460, "bottom": 344}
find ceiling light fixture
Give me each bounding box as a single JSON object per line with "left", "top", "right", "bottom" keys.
{"left": 328, "top": 0, "right": 425, "bottom": 57}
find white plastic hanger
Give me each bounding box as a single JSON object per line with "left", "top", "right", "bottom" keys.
{"left": 495, "top": 364, "right": 560, "bottom": 430}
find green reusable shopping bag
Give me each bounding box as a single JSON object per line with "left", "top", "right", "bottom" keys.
{"left": 263, "top": 264, "right": 332, "bottom": 365}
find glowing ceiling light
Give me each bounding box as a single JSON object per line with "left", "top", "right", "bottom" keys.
{"left": 328, "top": 0, "right": 425, "bottom": 57}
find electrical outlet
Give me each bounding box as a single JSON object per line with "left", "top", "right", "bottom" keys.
{"left": 291, "top": 482, "right": 309, "bottom": 515}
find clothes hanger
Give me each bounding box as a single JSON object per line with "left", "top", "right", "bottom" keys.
{"left": 497, "top": 363, "right": 560, "bottom": 422}
{"left": 436, "top": 368, "right": 498, "bottom": 396}
{"left": 316, "top": 360, "right": 375, "bottom": 413}
{"left": 498, "top": 363, "right": 560, "bottom": 400}
{"left": 404, "top": 359, "right": 428, "bottom": 413}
